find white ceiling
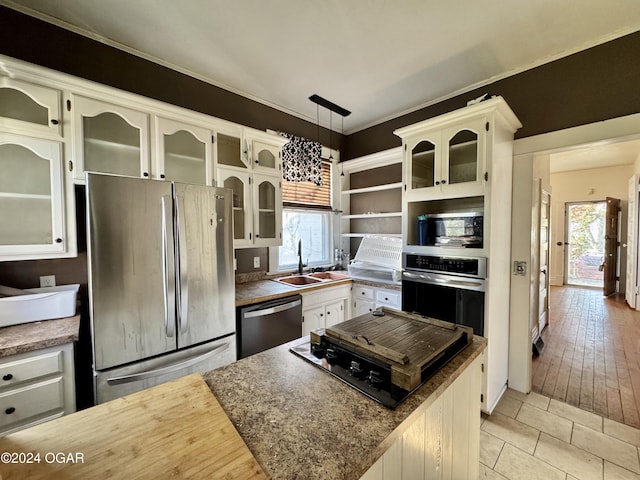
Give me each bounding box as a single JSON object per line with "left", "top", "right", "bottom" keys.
{"left": 550, "top": 139, "right": 640, "bottom": 174}
{"left": 2, "top": 0, "right": 640, "bottom": 134}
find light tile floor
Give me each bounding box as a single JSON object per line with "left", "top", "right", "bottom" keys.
{"left": 480, "top": 389, "right": 640, "bottom": 480}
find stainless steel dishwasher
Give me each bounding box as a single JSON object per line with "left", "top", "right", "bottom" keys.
{"left": 238, "top": 294, "right": 303, "bottom": 359}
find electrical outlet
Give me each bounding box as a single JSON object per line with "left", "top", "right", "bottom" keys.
{"left": 253, "top": 257, "right": 260, "bottom": 269}
{"left": 40, "top": 275, "right": 56, "bottom": 287}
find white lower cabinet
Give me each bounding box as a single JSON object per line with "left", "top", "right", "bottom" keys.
{"left": 360, "top": 354, "right": 482, "bottom": 480}
{"left": 0, "top": 343, "right": 75, "bottom": 436}
{"left": 301, "top": 284, "right": 351, "bottom": 337}
{"left": 351, "top": 283, "right": 402, "bottom": 318}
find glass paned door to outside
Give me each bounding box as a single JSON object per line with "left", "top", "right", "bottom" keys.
{"left": 566, "top": 201, "right": 606, "bottom": 287}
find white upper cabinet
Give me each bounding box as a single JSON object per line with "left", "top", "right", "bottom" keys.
{"left": 402, "top": 116, "right": 486, "bottom": 199}
{"left": 71, "top": 95, "right": 150, "bottom": 182}
{"left": 154, "top": 117, "right": 213, "bottom": 185}
{"left": 0, "top": 133, "right": 68, "bottom": 259}
{"left": 0, "top": 78, "right": 62, "bottom": 138}
{"left": 250, "top": 139, "right": 281, "bottom": 174}
{"left": 252, "top": 173, "right": 282, "bottom": 247}
{"left": 216, "top": 128, "right": 286, "bottom": 248}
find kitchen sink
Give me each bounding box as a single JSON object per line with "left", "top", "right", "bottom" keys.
{"left": 307, "top": 272, "right": 350, "bottom": 280}
{"left": 273, "top": 272, "right": 350, "bottom": 287}
{"left": 275, "top": 275, "right": 324, "bottom": 286}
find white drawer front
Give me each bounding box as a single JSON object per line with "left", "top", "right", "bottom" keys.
{"left": 375, "top": 290, "right": 401, "bottom": 309}
{"left": 353, "top": 285, "right": 374, "bottom": 300}
{"left": 0, "top": 350, "right": 63, "bottom": 389}
{"left": 0, "top": 377, "right": 64, "bottom": 430}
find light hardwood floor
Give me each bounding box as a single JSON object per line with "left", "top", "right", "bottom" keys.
{"left": 532, "top": 286, "right": 640, "bottom": 429}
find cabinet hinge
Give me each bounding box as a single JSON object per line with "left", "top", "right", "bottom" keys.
{"left": 484, "top": 172, "right": 488, "bottom": 182}
{"left": 404, "top": 184, "right": 407, "bottom": 191}
{"left": 249, "top": 177, "right": 251, "bottom": 184}
{"left": 68, "top": 160, "right": 73, "bottom": 172}
{"left": 485, "top": 121, "right": 489, "bottom": 132}
{"left": 302, "top": 316, "right": 304, "bottom": 323}
{"left": 481, "top": 363, "right": 485, "bottom": 373}
{"left": 404, "top": 144, "right": 407, "bottom": 151}
{"left": 211, "top": 135, "right": 215, "bottom": 144}
{"left": 480, "top": 393, "right": 484, "bottom": 403}
{"left": 66, "top": 99, "right": 71, "bottom": 111}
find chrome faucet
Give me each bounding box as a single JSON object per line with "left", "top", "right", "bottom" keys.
{"left": 297, "top": 239, "right": 304, "bottom": 275}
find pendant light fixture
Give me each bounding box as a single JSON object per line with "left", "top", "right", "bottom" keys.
{"left": 308, "top": 94, "right": 350, "bottom": 178}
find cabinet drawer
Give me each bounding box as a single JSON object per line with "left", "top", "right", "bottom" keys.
{"left": 0, "top": 350, "right": 63, "bottom": 389}
{"left": 0, "top": 377, "right": 64, "bottom": 430}
{"left": 352, "top": 285, "right": 374, "bottom": 300}
{"left": 376, "top": 290, "right": 401, "bottom": 309}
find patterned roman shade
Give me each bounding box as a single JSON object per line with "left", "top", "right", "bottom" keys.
{"left": 280, "top": 132, "right": 323, "bottom": 186}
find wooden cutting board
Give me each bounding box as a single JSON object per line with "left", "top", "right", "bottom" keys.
{"left": 322, "top": 309, "right": 473, "bottom": 391}
{"left": 0, "top": 374, "right": 266, "bottom": 480}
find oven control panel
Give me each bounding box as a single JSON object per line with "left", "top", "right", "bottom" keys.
{"left": 403, "top": 254, "right": 486, "bottom": 278}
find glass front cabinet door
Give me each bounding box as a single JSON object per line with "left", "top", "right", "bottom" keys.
{"left": 403, "top": 117, "right": 486, "bottom": 199}
{"left": 0, "top": 78, "right": 61, "bottom": 138}
{"left": 250, "top": 140, "right": 281, "bottom": 173}
{"left": 72, "top": 95, "right": 150, "bottom": 182}
{"left": 252, "top": 173, "right": 282, "bottom": 247}
{"left": 0, "top": 133, "right": 66, "bottom": 257}
{"left": 217, "top": 167, "right": 252, "bottom": 247}
{"left": 155, "top": 118, "right": 212, "bottom": 185}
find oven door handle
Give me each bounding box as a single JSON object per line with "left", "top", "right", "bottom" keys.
{"left": 402, "top": 271, "right": 485, "bottom": 290}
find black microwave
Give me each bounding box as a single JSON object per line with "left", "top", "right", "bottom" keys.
{"left": 418, "top": 212, "right": 483, "bottom": 248}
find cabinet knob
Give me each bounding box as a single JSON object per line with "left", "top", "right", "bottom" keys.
{"left": 255, "top": 160, "right": 259, "bottom": 164}
{"left": 55, "top": 238, "right": 62, "bottom": 243}
{"left": 320, "top": 313, "right": 323, "bottom": 317}
{"left": 50, "top": 119, "right": 59, "bottom": 125}
{"left": 327, "top": 311, "right": 330, "bottom": 315}
{"left": 160, "top": 174, "right": 165, "bottom": 179}
{"left": 2, "top": 374, "right": 13, "bottom": 381}
{"left": 143, "top": 172, "right": 149, "bottom": 177}
{"left": 435, "top": 181, "right": 440, "bottom": 185}
{"left": 5, "top": 407, "right": 15, "bottom": 415}
{"left": 441, "top": 179, "right": 447, "bottom": 184}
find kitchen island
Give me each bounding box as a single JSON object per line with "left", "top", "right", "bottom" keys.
{"left": 204, "top": 335, "right": 486, "bottom": 479}
{"left": 0, "top": 333, "right": 485, "bottom": 479}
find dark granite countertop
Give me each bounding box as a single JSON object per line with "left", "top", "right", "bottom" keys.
{"left": 0, "top": 315, "right": 80, "bottom": 358}
{"left": 203, "top": 335, "right": 486, "bottom": 480}
{"left": 235, "top": 277, "right": 352, "bottom": 307}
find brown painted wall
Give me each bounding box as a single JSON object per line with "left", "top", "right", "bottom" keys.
{"left": 0, "top": 5, "right": 343, "bottom": 151}
{"left": 344, "top": 31, "right": 640, "bottom": 160}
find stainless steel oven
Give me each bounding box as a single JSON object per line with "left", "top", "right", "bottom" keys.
{"left": 402, "top": 254, "right": 486, "bottom": 336}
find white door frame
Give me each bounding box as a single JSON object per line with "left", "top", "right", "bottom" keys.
{"left": 508, "top": 112, "right": 640, "bottom": 394}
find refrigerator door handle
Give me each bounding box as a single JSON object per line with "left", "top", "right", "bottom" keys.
{"left": 105, "top": 341, "right": 230, "bottom": 386}
{"left": 162, "top": 195, "right": 176, "bottom": 338}
{"left": 175, "top": 194, "right": 189, "bottom": 334}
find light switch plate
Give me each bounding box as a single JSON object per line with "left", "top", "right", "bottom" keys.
{"left": 40, "top": 275, "right": 56, "bottom": 287}
{"left": 513, "top": 261, "right": 527, "bottom": 276}
{"left": 253, "top": 256, "right": 260, "bottom": 269}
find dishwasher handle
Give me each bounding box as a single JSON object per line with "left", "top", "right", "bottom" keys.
{"left": 243, "top": 298, "right": 302, "bottom": 319}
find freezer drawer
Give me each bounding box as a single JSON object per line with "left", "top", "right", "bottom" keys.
{"left": 94, "top": 335, "right": 236, "bottom": 404}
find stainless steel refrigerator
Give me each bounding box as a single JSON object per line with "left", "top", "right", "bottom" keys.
{"left": 86, "top": 173, "right": 236, "bottom": 404}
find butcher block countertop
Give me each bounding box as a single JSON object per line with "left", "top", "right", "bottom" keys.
{"left": 0, "top": 315, "right": 80, "bottom": 358}
{"left": 0, "top": 374, "right": 266, "bottom": 480}
{"left": 204, "top": 335, "right": 486, "bottom": 480}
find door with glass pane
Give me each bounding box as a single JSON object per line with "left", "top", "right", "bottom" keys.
{"left": 0, "top": 78, "right": 61, "bottom": 138}
{"left": 253, "top": 173, "right": 282, "bottom": 246}
{"left": 156, "top": 118, "right": 212, "bottom": 185}
{"left": 218, "top": 167, "right": 252, "bottom": 247}
{"left": 0, "top": 133, "right": 65, "bottom": 256}
{"left": 72, "top": 95, "right": 149, "bottom": 182}
{"left": 440, "top": 118, "right": 485, "bottom": 196}
{"left": 565, "top": 201, "right": 606, "bottom": 287}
